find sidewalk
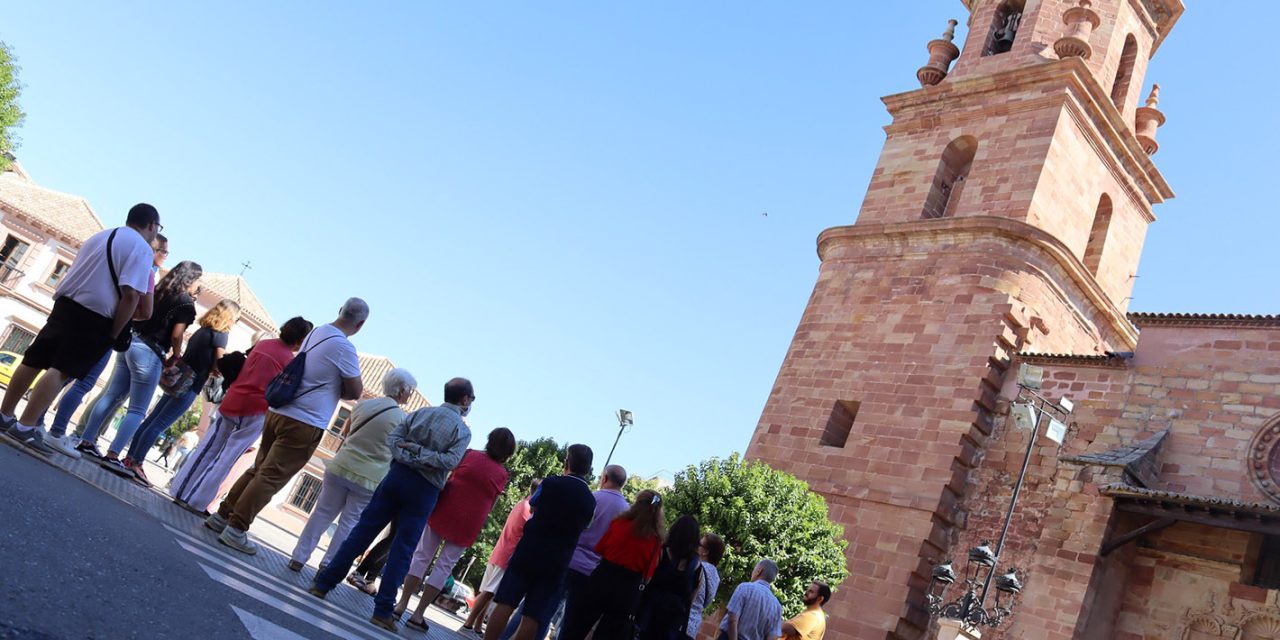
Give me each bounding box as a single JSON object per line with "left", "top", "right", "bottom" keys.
{"left": 2, "top": 428, "right": 472, "bottom": 640}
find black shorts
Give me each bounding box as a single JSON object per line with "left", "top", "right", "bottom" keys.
{"left": 22, "top": 297, "right": 114, "bottom": 380}
{"left": 494, "top": 551, "right": 570, "bottom": 624}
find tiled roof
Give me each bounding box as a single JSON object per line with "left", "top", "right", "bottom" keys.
{"left": 1063, "top": 429, "right": 1168, "bottom": 488}
{"left": 0, "top": 171, "right": 104, "bottom": 245}
{"left": 200, "top": 273, "right": 276, "bottom": 330}
{"left": 1128, "top": 312, "right": 1280, "bottom": 328}
{"left": 1016, "top": 351, "right": 1131, "bottom": 368}
{"left": 357, "top": 353, "right": 431, "bottom": 411}
{"left": 1101, "top": 483, "right": 1280, "bottom": 515}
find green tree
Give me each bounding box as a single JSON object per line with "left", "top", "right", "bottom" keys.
{"left": 663, "top": 453, "right": 848, "bottom": 617}
{"left": 455, "top": 437, "right": 568, "bottom": 589}
{"left": 0, "top": 42, "right": 24, "bottom": 172}
{"left": 620, "top": 473, "right": 662, "bottom": 503}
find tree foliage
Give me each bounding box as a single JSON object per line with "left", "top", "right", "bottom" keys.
{"left": 663, "top": 453, "right": 848, "bottom": 617}
{"left": 0, "top": 42, "right": 24, "bottom": 172}
{"left": 620, "top": 473, "right": 662, "bottom": 503}
{"left": 455, "top": 437, "right": 568, "bottom": 588}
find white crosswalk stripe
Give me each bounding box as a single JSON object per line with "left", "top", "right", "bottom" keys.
{"left": 200, "top": 563, "right": 383, "bottom": 640}
{"left": 232, "top": 605, "right": 317, "bottom": 640}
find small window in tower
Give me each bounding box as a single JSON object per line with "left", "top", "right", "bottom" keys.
{"left": 922, "top": 136, "right": 978, "bottom": 220}
{"left": 985, "top": 0, "right": 1025, "bottom": 56}
{"left": 1110, "top": 35, "right": 1139, "bottom": 110}
{"left": 1083, "top": 194, "right": 1112, "bottom": 276}
{"left": 820, "top": 400, "right": 860, "bottom": 448}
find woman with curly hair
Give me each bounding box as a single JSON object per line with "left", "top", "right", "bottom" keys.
{"left": 121, "top": 298, "right": 240, "bottom": 486}
{"left": 78, "top": 260, "right": 202, "bottom": 478}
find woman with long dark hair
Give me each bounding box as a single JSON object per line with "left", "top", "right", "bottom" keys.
{"left": 78, "top": 260, "right": 202, "bottom": 480}
{"left": 123, "top": 299, "right": 240, "bottom": 486}
{"left": 558, "top": 489, "right": 666, "bottom": 640}
{"left": 636, "top": 515, "right": 703, "bottom": 640}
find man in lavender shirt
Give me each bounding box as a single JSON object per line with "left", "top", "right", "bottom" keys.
{"left": 501, "top": 464, "right": 630, "bottom": 640}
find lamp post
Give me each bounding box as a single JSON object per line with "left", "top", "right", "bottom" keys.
{"left": 927, "top": 366, "right": 1072, "bottom": 630}
{"left": 604, "top": 409, "right": 633, "bottom": 469}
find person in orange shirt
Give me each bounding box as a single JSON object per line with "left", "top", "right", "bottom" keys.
{"left": 780, "top": 581, "right": 830, "bottom": 640}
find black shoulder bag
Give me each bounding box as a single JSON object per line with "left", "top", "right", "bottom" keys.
{"left": 104, "top": 229, "right": 134, "bottom": 352}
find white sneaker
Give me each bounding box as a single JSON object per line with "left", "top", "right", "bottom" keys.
{"left": 45, "top": 433, "right": 82, "bottom": 459}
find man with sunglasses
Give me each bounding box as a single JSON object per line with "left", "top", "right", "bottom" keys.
{"left": 1, "top": 203, "right": 160, "bottom": 454}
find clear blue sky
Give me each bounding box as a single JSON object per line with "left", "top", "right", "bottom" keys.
{"left": 2, "top": 2, "right": 1274, "bottom": 481}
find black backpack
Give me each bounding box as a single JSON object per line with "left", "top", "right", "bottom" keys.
{"left": 264, "top": 333, "right": 338, "bottom": 408}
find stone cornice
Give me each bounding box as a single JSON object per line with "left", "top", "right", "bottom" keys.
{"left": 882, "top": 58, "right": 1174, "bottom": 217}
{"left": 817, "top": 216, "right": 1140, "bottom": 349}
{"left": 1016, "top": 351, "right": 1131, "bottom": 369}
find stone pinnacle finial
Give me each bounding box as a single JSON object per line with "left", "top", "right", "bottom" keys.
{"left": 917, "top": 18, "right": 962, "bottom": 87}
{"left": 1145, "top": 84, "right": 1161, "bottom": 108}
{"left": 1054, "top": 0, "right": 1102, "bottom": 59}
{"left": 942, "top": 19, "right": 958, "bottom": 42}
{"left": 1135, "top": 83, "right": 1167, "bottom": 155}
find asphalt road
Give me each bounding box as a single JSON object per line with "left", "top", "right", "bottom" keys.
{"left": 0, "top": 442, "right": 337, "bottom": 640}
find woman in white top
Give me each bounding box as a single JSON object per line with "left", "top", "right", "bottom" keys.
{"left": 288, "top": 368, "right": 417, "bottom": 572}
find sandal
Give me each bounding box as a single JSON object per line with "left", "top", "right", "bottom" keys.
{"left": 405, "top": 618, "right": 429, "bottom": 632}
{"left": 346, "top": 573, "right": 377, "bottom": 595}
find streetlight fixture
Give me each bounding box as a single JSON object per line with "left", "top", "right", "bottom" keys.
{"left": 604, "top": 409, "right": 633, "bottom": 469}
{"left": 927, "top": 376, "right": 1069, "bottom": 630}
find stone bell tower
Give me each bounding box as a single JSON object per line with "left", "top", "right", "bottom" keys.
{"left": 745, "top": 1, "right": 1182, "bottom": 638}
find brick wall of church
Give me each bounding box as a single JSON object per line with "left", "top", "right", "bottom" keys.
{"left": 747, "top": 216, "right": 1131, "bottom": 638}
{"left": 951, "top": 322, "right": 1280, "bottom": 639}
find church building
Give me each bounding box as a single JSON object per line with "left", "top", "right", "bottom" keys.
{"left": 745, "top": 1, "right": 1280, "bottom": 638}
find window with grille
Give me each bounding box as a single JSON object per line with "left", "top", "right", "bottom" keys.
{"left": 287, "top": 473, "right": 324, "bottom": 513}
{"left": 0, "top": 326, "right": 37, "bottom": 355}
{"left": 45, "top": 261, "right": 70, "bottom": 288}
{"left": 328, "top": 407, "right": 351, "bottom": 437}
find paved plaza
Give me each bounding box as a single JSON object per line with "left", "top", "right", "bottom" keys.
{"left": 0, "top": 435, "right": 470, "bottom": 640}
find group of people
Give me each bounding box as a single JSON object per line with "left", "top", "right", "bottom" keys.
{"left": 0, "top": 203, "right": 833, "bottom": 640}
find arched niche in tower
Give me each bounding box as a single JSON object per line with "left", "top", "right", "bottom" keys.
{"left": 1083, "top": 194, "right": 1113, "bottom": 276}
{"left": 984, "top": 0, "right": 1026, "bottom": 56}
{"left": 1110, "top": 35, "right": 1139, "bottom": 111}
{"left": 921, "top": 136, "right": 978, "bottom": 220}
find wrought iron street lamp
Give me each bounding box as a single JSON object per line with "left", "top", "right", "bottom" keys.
{"left": 604, "top": 409, "right": 633, "bottom": 469}
{"left": 927, "top": 365, "right": 1070, "bottom": 630}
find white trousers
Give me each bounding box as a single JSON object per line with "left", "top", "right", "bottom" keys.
{"left": 290, "top": 469, "right": 374, "bottom": 567}
{"left": 407, "top": 524, "right": 467, "bottom": 589}
{"left": 169, "top": 412, "right": 265, "bottom": 512}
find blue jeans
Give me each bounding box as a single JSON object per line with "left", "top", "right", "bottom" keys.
{"left": 125, "top": 388, "right": 198, "bottom": 463}
{"left": 502, "top": 585, "right": 568, "bottom": 640}
{"left": 312, "top": 462, "right": 441, "bottom": 618}
{"left": 79, "top": 338, "right": 163, "bottom": 454}
{"left": 39, "top": 350, "right": 112, "bottom": 437}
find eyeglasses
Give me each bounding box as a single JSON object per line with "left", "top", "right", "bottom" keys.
{"left": 154, "top": 222, "right": 165, "bottom": 233}
{"left": 155, "top": 249, "right": 169, "bottom": 256}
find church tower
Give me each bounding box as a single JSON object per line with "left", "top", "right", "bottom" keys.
{"left": 746, "top": 1, "right": 1183, "bottom": 638}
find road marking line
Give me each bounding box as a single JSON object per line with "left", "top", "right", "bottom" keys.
{"left": 198, "top": 562, "right": 388, "bottom": 640}
{"left": 231, "top": 605, "right": 311, "bottom": 640}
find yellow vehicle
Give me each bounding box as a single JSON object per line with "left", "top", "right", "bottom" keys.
{"left": 0, "top": 351, "right": 43, "bottom": 388}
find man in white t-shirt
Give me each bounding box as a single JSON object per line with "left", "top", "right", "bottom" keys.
{"left": 0, "top": 203, "right": 160, "bottom": 455}
{"left": 208, "top": 297, "right": 367, "bottom": 555}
